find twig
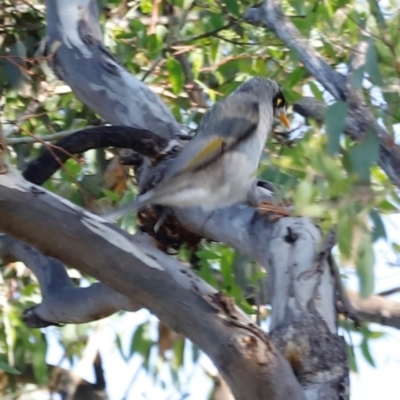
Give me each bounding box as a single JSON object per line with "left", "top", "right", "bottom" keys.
{"left": 178, "top": 21, "right": 235, "bottom": 43}
{"left": 214, "top": 34, "right": 261, "bottom": 46}
{"left": 377, "top": 287, "right": 400, "bottom": 297}
{"left": 299, "top": 229, "right": 336, "bottom": 280}
{"left": 328, "top": 254, "right": 362, "bottom": 328}
{"left": 6, "top": 128, "right": 83, "bottom": 144}
{"left": 22, "top": 125, "right": 169, "bottom": 185}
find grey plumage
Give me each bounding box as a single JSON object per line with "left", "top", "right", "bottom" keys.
{"left": 104, "top": 77, "right": 288, "bottom": 222}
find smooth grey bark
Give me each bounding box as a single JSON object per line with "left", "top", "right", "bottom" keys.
{"left": 0, "top": 170, "right": 306, "bottom": 400}
{"left": 0, "top": 235, "right": 138, "bottom": 325}
{"left": 3, "top": 230, "right": 398, "bottom": 330}
{"left": 45, "top": 0, "right": 180, "bottom": 139}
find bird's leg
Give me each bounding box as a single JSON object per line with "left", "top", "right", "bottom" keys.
{"left": 256, "top": 199, "right": 291, "bottom": 220}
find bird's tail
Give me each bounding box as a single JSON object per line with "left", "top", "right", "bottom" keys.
{"left": 102, "top": 192, "right": 153, "bottom": 222}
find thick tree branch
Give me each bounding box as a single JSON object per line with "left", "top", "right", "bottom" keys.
{"left": 0, "top": 235, "right": 138, "bottom": 326}
{"left": 21, "top": 126, "right": 170, "bottom": 185}
{"left": 4, "top": 228, "right": 398, "bottom": 335}
{"left": 44, "top": 0, "right": 180, "bottom": 139}
{"left": 175, "top": 211, "right": 349, "bottom": 398}
{"left": 0, "top": 170, "right": 306, "bottom": 400}
{"left": 244, "top": 1, "right": 400, "bottom": 189}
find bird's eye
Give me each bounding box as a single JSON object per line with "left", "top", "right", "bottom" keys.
{"left": 273, "top": 93, "right": 286, "bottom": 109}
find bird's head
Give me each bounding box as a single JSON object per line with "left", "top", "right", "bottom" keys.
{"left": 236, "top": 77, "right": 291, "bottom": 130}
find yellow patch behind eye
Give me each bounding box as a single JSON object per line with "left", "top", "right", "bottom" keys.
{"left": 276, "top": 98, "right": 282, "bottom": 107}
{"left": 184, "top": 137, "right": 223, "bottom": 170}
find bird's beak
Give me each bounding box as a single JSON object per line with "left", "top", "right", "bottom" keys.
{"left": 276, "top": 108, "right": 291, "bottom": 129}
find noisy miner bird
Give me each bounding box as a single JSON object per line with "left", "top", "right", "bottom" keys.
{"left": 104, "top": 77, "right": 290, "bottom": 222}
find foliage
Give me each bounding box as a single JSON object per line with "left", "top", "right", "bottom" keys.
{"left": 1, "top": 0, "right": 400, "bottom": 398}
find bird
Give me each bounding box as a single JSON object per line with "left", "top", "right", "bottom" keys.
{"left": 104, "top": 77, "right": 290, "bottom": 222}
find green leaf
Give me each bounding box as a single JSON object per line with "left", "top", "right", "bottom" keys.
{"left": 220, "top": 248, "right": 234, "bottom": 290}
{"left": 378, "top": 199, "right": 398, "bottom": 212}
{"left": 308, "top": 81, "right": 324, "bottom": 101}
{"left": 192, "top": 344, "right": 200, "bottom": 363}
{"left": 115, "top": 333, "right": 128, "bottom": 362}
{"left": 140, "top": 0, "right": 153, "bottom": 13}
{"left": 129, "top": 322, "right": 153, "bottom": 360}
{"left": 368, "top": 330, "right": 384, "bottom": 339}
{"left": 368, "top": 0, "right": 385, "bottom": 25}
{"left": 325, "top": 101, "right": 348, "bottom": 154}
{"left": 4, "top": 40, "right": 27, "bottom": 89}
{"left": 349, "top": 67, "right": 365, "bottom": 90}
{"left": 348, "top": 128, "right": 379, "bottom": 182}
{"left": 32, "top": 336, "right": 48, "bottom": 385}
{"left": 294, "top": 180, "right": 313, "bottom": 208}
{"left": 392, "top": 242, "right": 400, "bottom": 254}
{"left": 284, "top": 68, "right": 306, "bottom": 88}
{"left": 338, "top": 211, "right": 353, "bottom": 258}
{"left": 361, "top": 337, "right": 376, "bottom": 367}
{"left": 166, "top": 57, "right": 184, "bottom": 94}
{"left": 172, "top": 338, "right": 185, "bottom": 369}
{"left": 366, "top": 39, "right": 383, "bottom": 85}
{"left": 347, "top": 343, "right": 358, "bottom": 373}
{"left": 222, "top": 0, "right": 240, "bottom": 16}
{"left": 0, "top": 361, "right": 21, "bottom": 375}
{"left": 357, "top": 238, "right": 375, "bottom": 298}
{"left": 369, "top": 209, "right": 386, "bottom": 241}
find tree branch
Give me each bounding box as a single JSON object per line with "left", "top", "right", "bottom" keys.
{"left": 0, "top": 235, "right": 138, "bottom": 326}
{"left": 347, "top": 290, "right": 400, "bottom": 330}
{"left": 6, "top": 128, "right": 85, "bottom": 145}
{"left": 44, "top": 0, "right": 180, "bottom": 139}
{"left": 0, "top": 169, "right": 306, "bottom": 400}
{"left": 21, "top": 125, "right": 169, "bottom": 185}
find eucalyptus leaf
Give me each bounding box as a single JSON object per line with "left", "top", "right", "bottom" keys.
{"left": 222, "top": 0, "right": 240, "bottom": 16}
{"left": 357, "top": 238, "right": 375, "bottom": 298}
{"left": 325, "top": 101, "right": 348, "bottom": 154}
{"left": 348, "top": 128, "right": 379, "bottom": 182}
{"left": 361, "top": 338, "right": 376, "bottom": 367}
{"left": 166, "top": 57, "right": 185, "bottom": 94}
{"left": 366, "top": 39, "right": 383, "bottom": 85}
{"left": 0, "top": 361, "right": 21, "bottom": 375}
{"left": 369, "top": 209, "right": 386, "bottom": 241}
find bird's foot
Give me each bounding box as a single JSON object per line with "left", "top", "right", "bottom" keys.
{"left": 256, "top": 200, "right": 291, "bottom": 220}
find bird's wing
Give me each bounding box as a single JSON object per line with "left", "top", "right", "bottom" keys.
{"left": 103, "top": 95, "right": 261, "bottom": 220}
{"left": 163, "top": 95, "right": 260, "bottom": 181}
